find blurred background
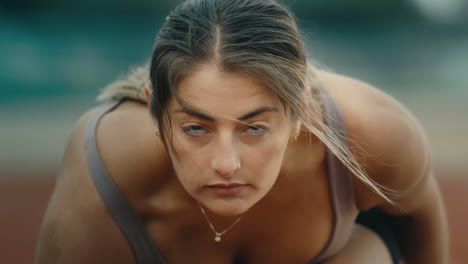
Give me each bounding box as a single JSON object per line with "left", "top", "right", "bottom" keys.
{"left": 0, "top": 0, "right": 466, "bottom": 263}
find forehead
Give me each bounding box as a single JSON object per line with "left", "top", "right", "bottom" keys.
{"left": 172, "top": 64, "right": 284, "bottom": 117}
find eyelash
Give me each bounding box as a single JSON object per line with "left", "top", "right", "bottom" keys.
{"left": 182, "top": 125, "right": 206, "bottom": 137}
{"left": 245, "top": 125, "right": 269, "bottom": 135}
{"left": 182, "top": 124, "right": 270, "bottom": 137}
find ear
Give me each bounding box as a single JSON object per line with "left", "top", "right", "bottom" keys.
{"left": 290, "top": 120, "right": 302, "bottom": 142}
{"left": 144, "top": 86, "right": 161, "bottom": 137}
{"left": 144, "top": 86, "right": 153, "bottom": 114}
{"left": 144, "top": 86, "right": 152, "bottom": 104}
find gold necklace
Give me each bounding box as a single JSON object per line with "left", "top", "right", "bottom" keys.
{"left": 198, "top": 203, "right": 243, "bottom": 242}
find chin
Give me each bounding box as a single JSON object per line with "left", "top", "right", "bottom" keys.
{"left": 213, "top": 207, "right": 246, "bottom": 217}
{"left": 204, "top": 198, "right": 253, "bottom": 217}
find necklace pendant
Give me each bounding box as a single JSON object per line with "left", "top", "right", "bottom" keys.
{"left": 214, "top": 235, "right": 221, "bottom": 242}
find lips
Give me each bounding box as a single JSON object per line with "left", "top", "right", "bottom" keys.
{"left": 208, "top": 183, "right": 245, "bottom": 188}
{"left": 206, "top": 183, "right": 249, "bottom": 196}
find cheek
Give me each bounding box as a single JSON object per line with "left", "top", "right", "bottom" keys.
{"left": 171, "top": 133, "right": 202, "bottom": 165}
{"left": 169, "top": 137, "right": 208, "bottom": 186}
{"left": 245, "top": 135, "right": 289, "bottom": 179}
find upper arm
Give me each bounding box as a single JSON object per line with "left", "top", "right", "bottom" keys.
{"left": 35, "top": 110, "right": 135, "bottom": 264}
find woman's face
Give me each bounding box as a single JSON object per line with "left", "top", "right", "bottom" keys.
{"left": 167, "top": 63, "right": 296, "bottom": 216}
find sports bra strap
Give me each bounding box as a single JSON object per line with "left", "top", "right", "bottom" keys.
{"left": 84, "top": 99, "right": 166, "bottom": 264}
{"left": 311, "top": 87, "right": 358, "bottom": 263}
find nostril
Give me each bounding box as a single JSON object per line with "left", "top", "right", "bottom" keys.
{"left": 211, "top": 159, "right": 240, "bottom": 178}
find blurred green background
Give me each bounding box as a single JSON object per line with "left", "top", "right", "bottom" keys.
{"left": 1, "top": 0, "right": 467, "bottom": 173}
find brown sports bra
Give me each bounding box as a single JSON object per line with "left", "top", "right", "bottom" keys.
{"left": 84, "top": 89, "right": 358, "bottom": 263}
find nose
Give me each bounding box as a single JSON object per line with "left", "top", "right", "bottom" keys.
{"left": 210, "top": 136, "right": 240, "bottom": 178}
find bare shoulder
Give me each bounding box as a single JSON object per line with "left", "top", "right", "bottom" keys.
{"left": 315, "top": 70, "right": 431, "bottom": 211}
{"left": 36, "top": 99, "right": 173, "bottom": 263}
{"left": 95, "top": 100, "right": 172, "bottom": 204}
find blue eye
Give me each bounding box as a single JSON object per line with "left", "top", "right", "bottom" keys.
{"left": 246, "top": 125, "right": 268, "bottom": 135}
{"left": 182, "top": 126, "right": 207, "bottom": 136}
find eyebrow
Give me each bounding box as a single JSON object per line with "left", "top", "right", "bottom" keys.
{"left": 174, "top": 106, "right": 279, "bottom": 121}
